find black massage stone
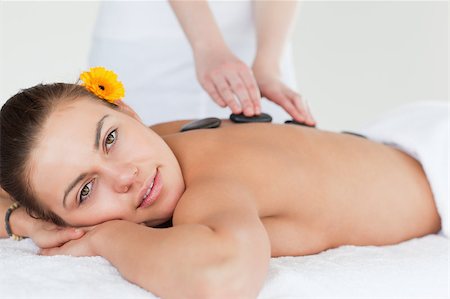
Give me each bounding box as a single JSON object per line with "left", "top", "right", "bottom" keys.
{"left": 284, "top": 119, "right": 316, "bottom": 128}
{"left": 229, "top": 112, "right": 272, "bottom": 123}
{"left": 180, "top": 117, "right": 222, "bottom": 132}
{"left": 341, "top": 131, "right": 367, "bottom": 139}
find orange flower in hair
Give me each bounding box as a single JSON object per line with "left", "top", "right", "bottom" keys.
{"left": 80, "top": 67, "right": 125, "bottom": 103}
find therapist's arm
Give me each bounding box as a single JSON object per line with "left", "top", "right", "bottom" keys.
{"left": 252, "top": 0, "right": 299, "bottom": 73}
{"left": 252, "top": 1, "right": 315, "bottom": 125}
{"left": 168, "top": 0, "right": 262, "bottom": 116}
{"left": 168, "top": 0, "right": 226, "bottom": 54}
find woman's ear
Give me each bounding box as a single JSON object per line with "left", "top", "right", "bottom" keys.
{"left": 115, "top": 100, "right": 144, "bottom": 123}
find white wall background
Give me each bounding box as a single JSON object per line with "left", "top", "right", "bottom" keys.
{"left": 0, "top": 1, "right": 448, "bottom": 131}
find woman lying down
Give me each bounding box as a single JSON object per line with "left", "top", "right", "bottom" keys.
{"left": 0, "top": 69, "right": 447, "bottom": 299}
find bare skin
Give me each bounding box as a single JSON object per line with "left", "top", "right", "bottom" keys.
{"left": 1, "top": 99, "right": 441, "bottom": 298}
{"left": 153, "top": 119, "right": 441, "bottom": 257}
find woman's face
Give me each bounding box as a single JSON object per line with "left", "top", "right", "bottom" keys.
{"left": 28, "top": 96, "right": 185, "bottom": 227}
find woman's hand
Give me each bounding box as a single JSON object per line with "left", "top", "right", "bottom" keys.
{"left": 28, "top": 218, "right": 86, "bottom": 249}
{"left": 194, "top": 46, "right": 261, "bottom": 117}
{"left": 252, "top": 65, "right": 316, "bottom": 126}
{"left": 9, "top": 206, "right": 85, "bottom": 249}
{"left": 38, "top": 224, "right": 101, "bottom": 257}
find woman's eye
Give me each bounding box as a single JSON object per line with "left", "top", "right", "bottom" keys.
{"left": 105, "top": 129, "right": 117, "bottom": 151}
{"left": 78, "top": 129, "right": 116, "bottom": 205}
{"left": 79, "top": 180, "right": 93, "bottom": 204}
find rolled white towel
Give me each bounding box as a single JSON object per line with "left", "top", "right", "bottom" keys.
{"left": 356, "top": 101, "right": 449, "bottom": 237}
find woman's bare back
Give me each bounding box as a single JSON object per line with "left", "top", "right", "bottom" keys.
{"left": 154, "top": 120, "right": 441, "bottom": 256}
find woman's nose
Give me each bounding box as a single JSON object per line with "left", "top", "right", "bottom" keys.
{"left": 102, "top": 163, "right": 138, "bottom": 193}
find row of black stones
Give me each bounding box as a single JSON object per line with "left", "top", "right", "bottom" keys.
{"left": 180, "top": 113, "right": 315, "bottom": 132}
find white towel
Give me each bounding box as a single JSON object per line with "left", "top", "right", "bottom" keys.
{"left": 0, "top": 235, "right": 447, "bottom": 298}
{"left": 356, "top": 101, "right": 449, "bottom": 238}
{"left": 260, "top": 235, "right": 448, "bottom": 299}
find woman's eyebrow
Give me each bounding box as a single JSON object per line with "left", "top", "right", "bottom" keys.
{"left": 62, "top": 114, "right": 110, "bottom": 208}
{"left": 94, "top": 114, "right": 110, "bottom": 150}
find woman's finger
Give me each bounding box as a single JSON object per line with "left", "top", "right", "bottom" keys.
{"left": 211, "top": 73, "right": 241, "bottom": 114}
{"left": 78, "top": 224, "right": 98, "bottom": 232}
{"left": 238, "top": 70, "right": 261, "bottom": 114}
{"left": 41, "top": 228, "right": 84, "bottom": 248}
{"left": 39, "top": 247, "right": 61, "bottom": 256}
{"left": 225, "top": 72, "right": 253, "bottom": 116}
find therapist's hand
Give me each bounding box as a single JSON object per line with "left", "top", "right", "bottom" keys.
{"left": 252, "top": 64, "right": 316, "bottom": 126}
{"left": 193, "top": 46, "right": 261, "bottom": 116}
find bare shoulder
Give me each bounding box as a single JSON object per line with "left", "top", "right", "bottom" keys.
{"left": 149, "top": 119, "right": 236, "bottom": 137}
{"left": 149, "top": 120, "right": 193, "bottom": 136}
{"left": 172, "top": 177, "right": 261, "bottom": 232}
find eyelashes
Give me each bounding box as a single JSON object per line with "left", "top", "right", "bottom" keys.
{"left": 79, "top": 180, "right": 93, "bottom": 204}
{"left": 78, "top": 128, "right": 118, "bottom": 205}
{"left": 105, "top": 130, "right": 117, "bottom": 150}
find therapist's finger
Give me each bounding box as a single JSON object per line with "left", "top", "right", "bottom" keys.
{"left": 305, "top": 101, "right": 316, "bottom": 125}
{"left": 202, "top": 79, "right": 227, "bottom": 108}
{"left": 288, "top": 90, "right": 315, "bottom": 125}
{"left": 225, "top": 72, "right": 254, "bottom": 116}
{"left": 239, "top": 70, "right": 261, "bottom": 115}
{"left": 286, "top": 91, "right": 309, "bottom": 123}
{"left": 303, "top": 98, "right": 316, "bottom": 125}
{"left": 211, "top": 74, "right": 242, "bottom": 114}
{"left": 264, "top": 88, "right": 305, "bottom": 122}
{"left": 271, "top": 90, "right": 305, "bottom": 122}
{"left": 282, "top": 99, "right": 306, "bottom": 123}
{"left": 281, "top": 100, "right": 305, "bottom": 123}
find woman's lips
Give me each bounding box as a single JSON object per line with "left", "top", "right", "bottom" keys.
{"left": 139, "top": 169, "right": 162, "bottom": 208}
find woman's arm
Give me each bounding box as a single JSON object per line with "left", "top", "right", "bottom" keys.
{"left": 42, "top": 180, "right": 271, "bottom": 298}
{"left": 1, "top": 187, "right": 84, "bottom": 246}
{"left": 0, "top": 187, "right": 31, "bottom": 238}
{"left": 92, "top": 222, "right": 254, "bottom": 298}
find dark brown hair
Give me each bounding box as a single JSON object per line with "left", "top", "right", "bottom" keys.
{"left": 0, "top": 83, "right": 117, "bottom": 226}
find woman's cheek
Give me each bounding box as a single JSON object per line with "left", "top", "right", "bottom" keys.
{"left": 93, "top": 189, "right": 122, "bottom": 217}
{"left": 94, "top": 200, "right": 125, "bottom": 222}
